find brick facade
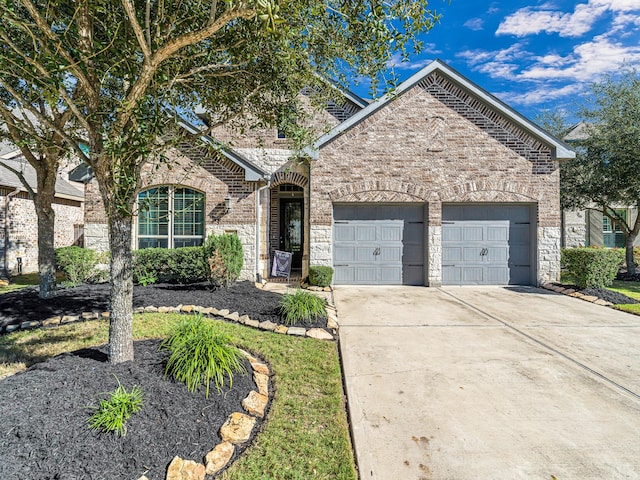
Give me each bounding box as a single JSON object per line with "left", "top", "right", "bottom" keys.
{"left": 0, "top": 189, "right": 83, "bottom": 274}
{"left": 82, "top": 63, "right": 566, "bottom": 286}
{"left": 311, "top": 72, "right": 561, "bottom": 285}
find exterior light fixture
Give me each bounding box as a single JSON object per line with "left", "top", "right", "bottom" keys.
{"left": 224, "top": 195, "right": 232, "bottom": 212}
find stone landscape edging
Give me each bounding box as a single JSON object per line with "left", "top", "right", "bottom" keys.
{"left": 3, "top": 300, "right": 340, "bottom": 339}
{"left": 137, "top": 349, "right": 273, "bottom": 480}
{"left": 541, "top": 282, "right": 615, "bottom": 307}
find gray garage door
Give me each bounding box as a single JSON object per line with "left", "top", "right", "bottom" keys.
{"left": 442, "top": 204, "right": 533, "bottom": 285}
{"left": 333, "top": 204, "right": 424, "bottom": 285}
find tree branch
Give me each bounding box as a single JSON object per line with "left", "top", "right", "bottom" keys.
{"left": 0, "top": 159, "right": 36, "bottom": 198}
{"left": 122, "top": 0, "right": 152, "bottom": 58}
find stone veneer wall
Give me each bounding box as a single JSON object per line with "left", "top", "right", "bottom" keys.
{"left": 310, "top": 72, "right": 561, "bottom": 286}
{"left": 0, "top": 190, "right": 83, "bottom": 274}
{"left": 562, "top": 209, "right": 587, "bottom": 247}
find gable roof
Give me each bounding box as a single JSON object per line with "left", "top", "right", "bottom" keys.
{"left": 0, "top": 148, "right": 84, "bottom": 200}
{"left": 308, "top": 59, "right": 575, "bottom": 161}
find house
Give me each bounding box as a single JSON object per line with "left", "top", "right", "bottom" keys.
{"left": 0, "top": 141, "right": 84, "bottom": 275}
{"left": 79, "top": 60, "right": 574, "bottom": 286}
{"left": 561, "top": 122, "right": 640, "bottom": 249}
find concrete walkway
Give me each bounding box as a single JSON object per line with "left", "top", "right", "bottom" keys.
{"left": 335, "top": 286, "right": 640, "bottom": 480}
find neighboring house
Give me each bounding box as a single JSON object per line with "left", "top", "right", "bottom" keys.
{"left": 78, "top": 60, "right": 574, "bottom": 286}
{"left": 0, "top": 141, "right": 84, "bottom": 275}
{"left": 561, "top": 122, "right": 640, "bottom": 249}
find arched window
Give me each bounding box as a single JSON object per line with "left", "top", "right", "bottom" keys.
{"left": 137, "top": 186, "right": 205, "bottom": 249}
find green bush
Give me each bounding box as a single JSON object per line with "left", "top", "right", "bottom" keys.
{"left": 159, "top": 315, "right": 246, "bottom": 397}
{"left": 55, "top": 246, "right": 99, "bottom": 285}
{"left": 132, "top": 247, "right": 208, "bottom": 284}
{"left": 203, "top": 233, "right": 243, "bottom": 287}
{"left": 88, "top": 377, "right": 143, "bottom": 437}
{"left": 279, "top": 289, "right": 327, "bottom": 325}
{"left": 309, "top": 266, "right": 333, "bottom": 287}
{"left": 561, "top": 247, "right": 624, "bottom": 288}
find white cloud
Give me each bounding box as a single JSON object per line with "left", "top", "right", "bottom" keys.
{"left": 386, "top": 53, "right": 434, "bottom": 71}
{"left": 495, "top": 83, "right": 585, "bottom": 106}
{"left": 593, "top": 0, "right": 640, "bottom": 12}
{"left": 496, "top": 3, "right": 606, "bottom": 37}
{"left": 464, "top": 18, "right": 484, "bottom": 31}
{"left": 520, "top": 35, "right": 640, "bottom": 81}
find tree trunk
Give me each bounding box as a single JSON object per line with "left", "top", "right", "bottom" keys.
{"left": 626, "top": 234, "right": 637, "bottom": 276}
{"left": 34, "top": 192, "right": 56, "bottom": 299}
{"left": 108, "top": 212, "right": 134, "bottom": 364}
{"left": 34, "top": 163, "right": 59, "bottom": 299}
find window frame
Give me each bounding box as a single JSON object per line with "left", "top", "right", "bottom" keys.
{"left": 136, "top": 185, "right": 205, "bottom": 249}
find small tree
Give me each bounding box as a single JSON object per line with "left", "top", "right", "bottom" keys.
{"left": 561, "top": 69, "right": 640, "bottom": 275}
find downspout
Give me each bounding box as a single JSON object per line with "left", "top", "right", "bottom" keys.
{"left": 255, "top": 180, "right": 270, "bottom": 283}
{"left": 4, "top": 187, "right": 21, "bottom": 277}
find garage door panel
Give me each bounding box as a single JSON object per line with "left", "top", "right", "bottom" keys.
{"left": 442, "top": 226, "right": 463, "bottom": 242}
{"left": 380, "top": 267, "right": 402, "bottom": 284}
{"left": 333, "top": 205, "right": 424, "bottom": 285}
{"left": 463, "top": 247, "right": 484, "bottom": 262}
{"left": 487, "top": 247, "right": 508, "bottom": 262}
{"left": 487, "top": 225, "right": 508, "bottom": 242}
{"left": 334, "top": 246, "right": 356, "bottom": 262}
{"left": 487, "top": 267, "right": 508, "bottom": 284}
{"left": 380, "top": 246, "right": 402, "bottom": 262}
{"left": 356, "top": 226, "right": 377, "bottom": 241}
{"left": 463, "top": 227, "right": 484, "bottom": 242}
{"left": 380, "top": 225, "right": 402, "bottom": 241}
{"left": 334, "top": 225, "right": 356, "bottom": 242}
{"left": 463, "top": 267, "right": 484, "bottom": 283}
{"left": 443, "top": 247, "right": 462, "bottom": 262}
{"left": 442, "top": 204, "right": 533, "bottom": 286}
{"left": 442, "top": 266, "right": 462, "bottom": 283}
{"left": 356, "top": 246, "right": 377, "bottom": 262}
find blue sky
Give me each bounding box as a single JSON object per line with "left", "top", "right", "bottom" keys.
{"left": 350, "top": 0, "right": 640, "bottom": 122}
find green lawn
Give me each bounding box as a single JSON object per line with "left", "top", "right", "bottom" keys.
{"left": 0, "top": 272, "right": 66, "bottom": 295}
{"left": 0, "top": 314, "right": 357, "bottom": 480}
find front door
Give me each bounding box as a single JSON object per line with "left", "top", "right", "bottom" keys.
{"left": 280, "top": 198, "right": 303, "bottom": 270}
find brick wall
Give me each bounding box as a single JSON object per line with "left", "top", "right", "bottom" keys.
{"left": 0, "top": 189, "right": 83, "bottom": 274}
{"left": 311, "top": 72, "right": 561, "bottom": 285}
{"left": 83, "top": 145, "right": 260, "bottom": 279}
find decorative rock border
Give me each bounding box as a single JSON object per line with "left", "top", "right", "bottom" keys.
{"left": 541, "top": 283, "right": 614, "bottom": 307}
{"left": 138, "top": 350, "right": 273, "bottom": 480}
{"left": 2, "top": 301, "right": 339, "bottom": 339}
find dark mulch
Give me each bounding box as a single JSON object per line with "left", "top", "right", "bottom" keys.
{"left": 0, "top": 281, "right": 328, "bottom": 331}
{"left": 558, "top": 283, "right": 639, "bottom": 305}
{"left": 0, "top": 340, "right": 261, "bottom": 480}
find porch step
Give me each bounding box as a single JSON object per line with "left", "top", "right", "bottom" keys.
{"left": 267, "top": 276, "right": 303, "bottom": 285}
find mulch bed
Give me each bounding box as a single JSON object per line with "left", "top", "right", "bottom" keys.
{"left": 554, "top": 283, "right": 639, "bottom": 305}
{"left": 0, "top": 339, "right": 262, "bottom": 480}
{"left": 0, "top": 281, "right": 328, "bottom": 331}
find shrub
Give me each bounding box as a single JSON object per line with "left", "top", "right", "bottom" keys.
{"left": 562, "top": 247, "right": 624, "bottom": 288}
{"left": 279, "top": 289, "right": 327, "bottom": 325}
{"left": 88, "top": 377, "right": 143, "bottom": 437}
{"left": 55, "top": 246, "right": 98, "bottom": 285}
{"left": 159, "top": 315, "right": 246, "bottom": 397}
{"left": 203, "top": 233, "right": 243, "bottom": 287}
{"left": 132, "top": 247, "right": 207, "bottom": 284}
{"left": 309, "top": 266, "right": 333, "bottom": 287}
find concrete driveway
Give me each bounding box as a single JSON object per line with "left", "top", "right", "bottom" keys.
{"left": 335, "top": 286, "right": 640, "bottom": 480}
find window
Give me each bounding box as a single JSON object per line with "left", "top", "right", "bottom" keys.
{"left": 602, "top": 209, "right": 626, "bottom": 233}
{"left": 137, "top": 186, "right": 205, "bottom": 249}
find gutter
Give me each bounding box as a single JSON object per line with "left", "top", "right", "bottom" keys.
{"left": 4, "top": 187, "right": 21, "bottom": 277}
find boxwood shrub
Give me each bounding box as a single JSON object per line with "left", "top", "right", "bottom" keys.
{"left": 561, "top": 247, "right": 624, "bottom": 288}
{"left": 55, "top": 246, "right": 99, "bottom": 285}
{"left": 132, "top": 247, "right": 207, "bottom": 284}
{"left": 309, "top": 266, "right": 333, "bottom": 287}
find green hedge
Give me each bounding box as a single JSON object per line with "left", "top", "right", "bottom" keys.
{"left": 309, "top": 266, "right": 333, "bottom": 287}
{"left": 132, "top": 247, "right": 207, "bottom": 284}
{"left": 561, "top": 247, "right": 624, "bottom": 288}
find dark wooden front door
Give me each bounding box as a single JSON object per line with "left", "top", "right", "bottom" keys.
{"left": 279, "top": 198, "right": 303, "bottom": 270}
